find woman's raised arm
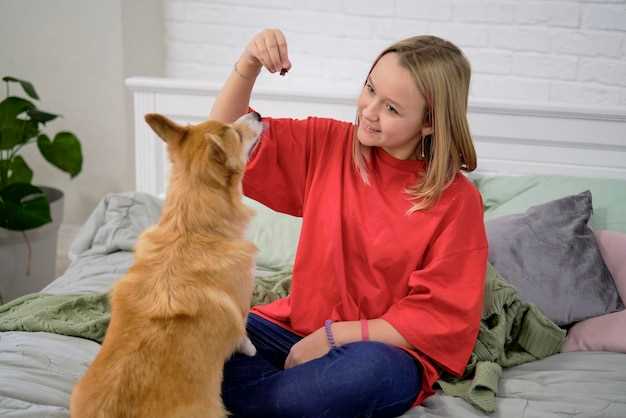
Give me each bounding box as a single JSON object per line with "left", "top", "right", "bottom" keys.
{"left": 209, "top": 28, "right": 291, "bottom": 123}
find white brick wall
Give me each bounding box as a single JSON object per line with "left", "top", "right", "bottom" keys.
{"left": 164, "top": 0, "right": 626, "bottom": 107}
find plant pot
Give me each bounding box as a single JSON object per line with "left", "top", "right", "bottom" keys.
{"left": 0, "top": 186, "right": 64, "bottom": 304}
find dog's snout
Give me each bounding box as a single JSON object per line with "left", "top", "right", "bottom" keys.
{"left": 234, "top": 111, "right": 262, "bottom": 126}
{"left": 233, "top": 112, "right": 264, "bottom": 141}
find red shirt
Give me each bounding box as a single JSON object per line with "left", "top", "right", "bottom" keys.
{"left": 243, "top": 115, "right": 488, "bottom": 405}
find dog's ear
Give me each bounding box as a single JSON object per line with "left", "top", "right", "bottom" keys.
{"left": 206, "top": 131, "right": 240, "bottom": 171}
{"left": 145, "top": 113, "right": 186, "bottom": 144}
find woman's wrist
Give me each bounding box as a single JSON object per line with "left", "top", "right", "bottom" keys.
{"left": 234, "top": 54, "right": 262, "bottom": 80}
{"left": 331, "top": 321, "right": 363, "bottom": 346}
{"left": 329, "top": 319, "right": 412, "bottom": 349}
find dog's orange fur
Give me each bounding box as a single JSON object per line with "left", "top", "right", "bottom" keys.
{"left": 70, "top": 113, "right": 263, "bottom": 418}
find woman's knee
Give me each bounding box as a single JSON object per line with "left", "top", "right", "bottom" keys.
{"left": 311, "top": 342, "right": 421, "bottom": 416}
{"left": 333, "top": 342, "right": 422, "bottom": 403}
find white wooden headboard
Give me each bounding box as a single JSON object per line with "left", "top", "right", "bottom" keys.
{"left": 126, "top": 77, "right": 626, "bottom": 197}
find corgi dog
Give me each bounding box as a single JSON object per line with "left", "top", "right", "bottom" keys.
{"left": 70, "top": 112, "right": 263, "bottom": 418}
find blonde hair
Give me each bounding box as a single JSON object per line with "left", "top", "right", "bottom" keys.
{"left": 352, "top": 35, "right": 477, "bottom": 213}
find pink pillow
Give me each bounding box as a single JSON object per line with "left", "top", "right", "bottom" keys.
{"left": 562, "top": 310, "right": 626, "bottom": 353}
{"left": 593, "top": 230, "right": 626, "bottom": 301}
{"left": 562, "top": 230, "right": 626, "bottom": 353}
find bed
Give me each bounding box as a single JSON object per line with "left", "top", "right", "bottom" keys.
{"left": 1, "top": 77, "right": 625, "bottom": 417}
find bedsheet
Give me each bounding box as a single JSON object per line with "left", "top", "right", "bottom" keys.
{"left": 1, "top": 192, "right": 625, "bottom": 417}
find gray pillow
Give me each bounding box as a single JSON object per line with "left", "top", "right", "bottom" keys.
{"left": 486, "top": 190, "right": 622, "bottom": 326}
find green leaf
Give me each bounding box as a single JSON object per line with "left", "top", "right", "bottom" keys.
{"left": 0, "top": 183, "right": 51, "bottom": 231}
{"left": 0, "top": 96, "right": 36, "bottom": 123}
{"left": 37, "top": 132, "right": 83, "bottom": 177}
{"left": 27, "top": 109, "right": 58, "bottom": 125}
{"left": 0, "top": 97, "right": 39, "bottom": 149}
{"left": 0, "top": 120, "right": 39, "bottom": 150}
{"left": 6, "top": 156, "right": 33, "bottom": 185}
{"left": 2, "top": 76, "right": 39, "bottom": 100}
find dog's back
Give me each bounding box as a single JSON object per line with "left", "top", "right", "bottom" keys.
{"left": 70, "top": 113, "right": 262, "bottom": 418}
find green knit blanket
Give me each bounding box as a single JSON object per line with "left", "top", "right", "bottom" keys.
{"left": 0, "top": 269, "right": 292, "bottom": 344}
{"left": 437, "top": 263, "right": 566, "bottom": 413}
{"left": 0, "top": 292, "right": 111, "bottom": 343}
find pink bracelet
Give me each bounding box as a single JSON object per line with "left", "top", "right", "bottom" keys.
{"left": 361, "top": 319, "right": 369, "bottom": 341}
{"left": 324, "top": 319, "right": 337, "bottom": 349}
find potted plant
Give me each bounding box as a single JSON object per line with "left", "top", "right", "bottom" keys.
{"left": 0, "top": 76, "right": 82, "bottom": 303}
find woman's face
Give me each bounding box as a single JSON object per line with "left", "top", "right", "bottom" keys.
{"left": 356, "top": 52, "right": 432, "bottom": 160}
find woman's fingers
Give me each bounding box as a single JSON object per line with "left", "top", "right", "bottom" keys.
{"left": 254, "top": 38, "right": 273, "bottom": 72}
{"left": 245, "top": 28, "right": 291, "bottom": 75}
{"left": 272, "top": 29, "right": 291, "bottom": 72}
{"left": 263, "top": 35, "right": 282, "bottom": 73}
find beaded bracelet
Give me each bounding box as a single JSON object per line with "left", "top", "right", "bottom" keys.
{"left": 324, "top": 319, "right": 337, "bottom": 349}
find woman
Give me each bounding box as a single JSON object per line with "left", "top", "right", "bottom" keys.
{"left": 210, "top": 28, "right": 488, "bottom": 418}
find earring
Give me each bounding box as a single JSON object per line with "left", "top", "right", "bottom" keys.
{"left": 420, "top": 135, "right": 426, "bottom": 159}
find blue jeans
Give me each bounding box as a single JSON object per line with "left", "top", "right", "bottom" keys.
{"left": 222, "top": 313, "right": 422, "bottom": 418}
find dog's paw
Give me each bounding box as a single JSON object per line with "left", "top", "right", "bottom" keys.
{"left": 236, "top": 336, "right": 257, "bottom": 356}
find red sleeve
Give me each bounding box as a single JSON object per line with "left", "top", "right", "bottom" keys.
{"left": 381, "top": 181, "right": 488, "bottom": 376}
{"left": 242, "top": 111, "right": 341, "bottom": 217}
